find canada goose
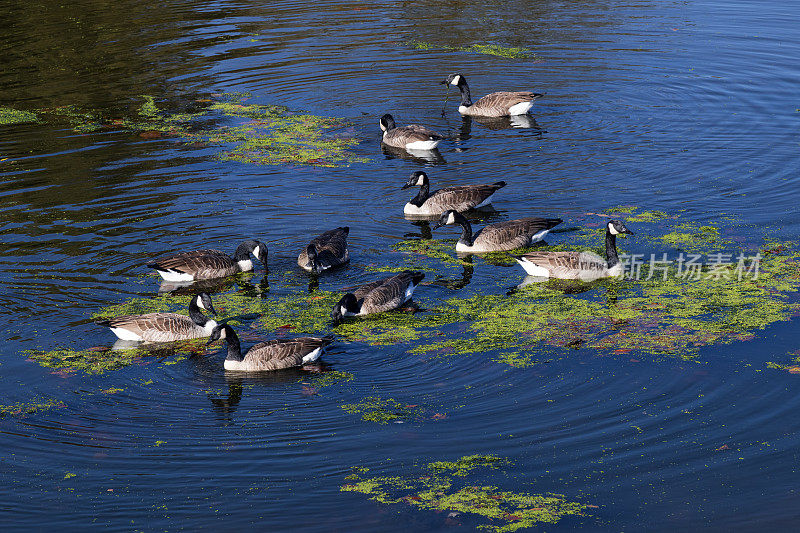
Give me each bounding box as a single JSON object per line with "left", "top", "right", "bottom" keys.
{"left": 207, "top": 324, "right": 333, "bottom": 372}
{"left": 509, "top": 220, "right": 634, "bottom": 280}
{"left": 95, "top": 292, "right": 219, "bottom": 342}
{"left": 147, "top": 240, "right": 268, "bottom": 282}
{"left": 433, "top": 210, "right": 562, "bottom": 253}
{"left": 380, "top": 114, "right": 443, "bottom": 151}
{"left": 401, "top": 171, "right": 506, "bottom": 217}
{"left": 331, "top": 270, "right": 425, "bottom": 323}
{"left": 297, "top": 227, "right": 350, "bottom": 274}
{"left": 442, "top": 73, "right": 543, "bottom": 117}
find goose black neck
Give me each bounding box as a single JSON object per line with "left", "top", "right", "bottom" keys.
{"left": 455, "top": 215, "right": 474, "bottom": 246}
{"left": 410, "top": 183, "right": 430, "bottom": 207}
{"left": 188, "top": 297, "right": 209, "bottom": 326}
{"left": 605, "top": 230, "right": 620, "bottom": 268}
{"left": 225, "top": 328, "right": 243, "bottom": 362}
{"left": 232, "top": 242, "right": 252, "bottom": 261}
{"left": 457, "top": 80, "right": 473, "bottom": 107}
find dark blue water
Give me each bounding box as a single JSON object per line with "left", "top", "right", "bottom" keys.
{"left": 2, "top": 0, "right": 799, "bottom": 530}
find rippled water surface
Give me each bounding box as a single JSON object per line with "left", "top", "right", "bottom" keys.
{"left": 2, "top": 0, "right": 799, "bottom": 530}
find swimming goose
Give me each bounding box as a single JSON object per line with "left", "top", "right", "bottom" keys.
{"left": 297, "top": 227, "right": 350, "bottom": 274}
{"left": 207, "top": 324, "right": 333, "bottom": 372}
{"left": 433, "top": 210, "right": 562, "bottom": 253}
{"left": 147, "top": 240, "right": 268, "bottom": 281}
{"left": 509, "top": 220, "right": 634, "bottom": 280}
{"left": 402, "top": 171, "right": 506, "bottom": 217}
{"left": 380, "top": 114, "right": 443, "bottom": 151}
{"left": 443, "top": 73, "right": 543, "bottom": 117}
{"left": 331, "top": 270, "right": 425, "bottom": 323}
{"left": 95, "top": 292, "right": 219, "bottom": 342}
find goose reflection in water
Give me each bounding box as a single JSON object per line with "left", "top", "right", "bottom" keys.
{"left": 381, "top": 143, "right": 446, "bottom": 165}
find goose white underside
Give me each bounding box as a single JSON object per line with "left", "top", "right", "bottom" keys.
{"left": 302, "top": 346, "right": 324, "bottom": 364}
{"left": 403, "top": 281, "right": 418, "bottom": 302}
{"left": 110, "top": 327, "right": 144, "bottom": 341}
{"left": 529, "top": 229, "right": 551, "bottom": 243}
{"left": 474, "top": 192, "right": 497, "bottom": 209}
{"left": 508, "top": 101, "right": 535, "bottom": 115}
{"left": 512, "top": 258, "right": 552, "bottom": 277}
{"left": 405, "top": 139, "right": 441, "bottom": 150}
{"left": 156, "top": 269, "right": 195, "bottom": 282}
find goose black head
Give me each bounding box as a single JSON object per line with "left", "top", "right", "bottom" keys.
{"left": 607, "top": 220, "right": 633, "bottom": 236}
{"left": 379, "top": 114, "right": 396, "bottom": 132}
{"left": 306, "top": 244, "right": 323, "bottom": 275}
{"left": 235, "top": 239, "right": 269, "bottom": 267}
{"left": 196, "top": 292, "right": 217, "bottom": 316}
{"left": 432, "top": 209, "right": 461, "bottom": 230}
{"left": 330, "top": 293, "right": 359, "bottom": 324}
{"left": 442, "top": 73, "right": 465, "bottom": 87}
{"left": 206, "top": 323, "right": 232, "bottom": 345}
{"left": 402, "top": 171, "right": 429, "bottom": 190}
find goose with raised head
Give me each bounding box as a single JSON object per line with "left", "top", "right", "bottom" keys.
{"left": 443, "top": 73, "right": 543, "bottom": 117}
{"left": 509, "top": 220, "right": 634, "bottom": 280}
{"left": 207, "top": 324, "right": 334, "bottom": 372}
{"left": 433, "top": 210, "right": 562, "bottom": 253}
{"left": 95, "top": 292, "right": 219, "bottom": 342}
{"left": 380, "top": 114, "right": 443, "bottom": 151}
{"left": 331, "top": 270, "right": 425, "bottom": 323}
{"left": 147, "top": 240, "right": 268, "bottom": 281}
{"left": 297, "top": 227, "right": 350, "bottom": 274}
{"left": 402, "top": 171, "right": 506, "bottom": 217}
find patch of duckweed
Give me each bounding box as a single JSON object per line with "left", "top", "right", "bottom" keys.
{"left": 428, "top": 454, "right": 506, "bottom": 477}
{"left": 605, "top": 205, "right": 638, "bottom": 214}
{"left": 91, "top": 293, "right": 192, "bottom": 319}
{"left": 392, "top": 238, "right": 469, "bottom": 266}
{"left": 413, "top": 240, "right": 800, "bottom": 362}
{"left": 341, "top": 396, "right": 424, "bottom": 424}
{"left": 661, "top": 223, "right": 727, "bottom": 253}
{"left": 342, "top": 454, "right": 591, "bottom": 531}
{"left": 26, "top": 94, "right": 366, "bottom": 167}
{"left": 307, "top": 370, "right": 354, "bottom": 389}
{"left": 406, "top": 40, "right": 535, "bottom": 60}
{"left": 625, "top": 210, "right": 671, "bottom": 223}
{"left": 766, "top": 349, "right": 800, "bottom": 374}
{"left": 0, "top": 107, "right": 38, "bottom": 125}
{"left": 256, "top": 289, "right": 461, "bottom": 345}
{"left": 25, "top": 347, "right": 150, "bottom": 375}
{"left": 0, "top": 398, "right": 66, "bottom": 418}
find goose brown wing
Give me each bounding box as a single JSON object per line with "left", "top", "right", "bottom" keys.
{"left": 359, "top": 272, "right": 417, "bottom": 313}
{"left": 385, "top": 125, "right": 443, "bottom": 146}
{"left": 474, "top": 217, "right": 562, "bottom": 250}
{"left": 148, "top": 250, "right": 237, "bottom": 278}
{"left": 101, "top": 313, "right": 200, "bottom": 341}
{"left": 472, "top": 91, "right": 543, "bottom": 116}
{"left": 426, "top": 183, "right": 505, "bottom": 212}
{"left": 522, "top": 251, "right": 607, "bottom": 279}
{"left": 244, "top": 337, "right": 330, "bottom": 371}
{"left": 312, "top": 227, "right": 350, "bottom": 265}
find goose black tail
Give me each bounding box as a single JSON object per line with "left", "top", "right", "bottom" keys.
{"left": 493, "top": 181, "right": 507, "bottom": 189}
{"left": 94, "top": 318, "right": 112, "bottom": 327}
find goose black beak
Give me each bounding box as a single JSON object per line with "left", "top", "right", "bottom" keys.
{"left": 401, "top": 183, "right": 413, "bottom": 190}
{"left": 432, "top": 222, "right": 443, "bottom": 230}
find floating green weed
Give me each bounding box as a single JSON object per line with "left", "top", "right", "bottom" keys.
{"left": 0, "top": 398, "right": 66, "bottom": 418}
{"left": 25, "top": 346, "right": 150, "bottom": 375}
{"left": 21, "top": 94, "right": 366, "bottom": 167}
{"left": 342, "top": 454, "right": 591, "bottom": 531}
{"left": 307, "top": 370, "right": 354, "bottom": 389}
{"left": 406, "top": 40, "right": 535, "bottom": 60}
{"left": 625, "top": 210, "right": 670, "bottom": 223}
{"left": 0, "top": 107, "right": 38, "bottom": 125}
{"left": 411, "top": 213, "right": 800, "bottom": 363}
{"left": 341, "top": 396, "right": 423, "bottom": 423}
{"left": 256, "top": 289, "right": 460, "bottom": 345}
